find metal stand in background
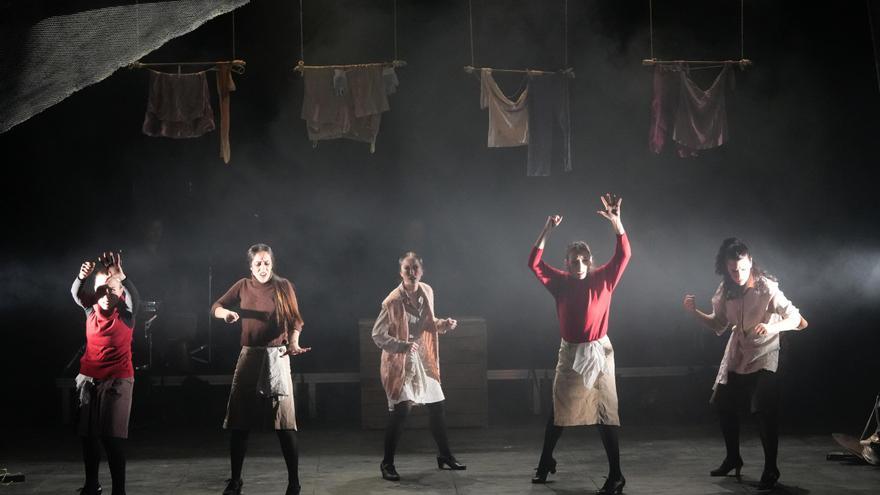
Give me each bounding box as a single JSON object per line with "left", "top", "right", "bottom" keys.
{"left": 135, "top": 301, "right": 159, "bottom": 372}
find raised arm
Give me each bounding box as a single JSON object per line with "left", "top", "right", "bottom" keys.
{"left": 529, "top": 215, "right": 567, "bottom": 287}
{"left": 595, "top": 193, "right": 631, "bottom": 287}
{"left": 71, "top": 261, "right": 96, "bottom": 310}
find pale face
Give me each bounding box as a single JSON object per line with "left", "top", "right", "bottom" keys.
{"left": 250, "top": 251, "right": 273, "bottom": 284}
{"left": 726, "top": 256, "right": 753, "bottom": 286}
{"left": 399, "top": 257, "right": 423, "bottom": 288}
{"left": 93, "top": 273, "right": 122, "bottom": 310}
{"left": 566, "top": 254, "right": 591, "bottom": 280}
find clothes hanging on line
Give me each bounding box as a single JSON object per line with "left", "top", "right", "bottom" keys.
{"left": 480, "top": 68, "right": 529, "bottom": 148}
{"left": 649, "top": 63, "right": 734, "bottom": 157}
{"left": 142, "top": 70, "right": 215, "bottom": 139}
{"left": 527, "top": 72, "right": 571, "bottom": 176}
{"left": 479, "top": 69, "right": 572, "bottom": 176}
{"left": 301, "top": 66, "right": 397, "bottom": 153}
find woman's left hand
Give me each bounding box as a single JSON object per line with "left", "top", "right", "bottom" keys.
{"left": 283, "top": 343, "right": 312, "bottom": 356}
{"left": 753, "top": 323, "right": 777, "bottom": 336}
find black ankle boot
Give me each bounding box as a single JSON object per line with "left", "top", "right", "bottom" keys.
{"left": 380, "top": 462, "right": 400, "bottom": 481}
{"left": 285, "top": 481, "right": 301, "bottom": 495}
{"left": 222, "top": 478, "right": 243, "bottom": 495}
{"left": 596, "top": 475, "right": 625, "bottom": 494}
{"left": 710, "top": 456, "right": 743, "bottom": 477}
{"left": 757, "top": 467, "right": 779, "bottom": 491}
{"left": 436, "top": 455, "right": 466, "bottom": 470}
{"left": 531, "top": 458, "right": 557, "bottom": 484}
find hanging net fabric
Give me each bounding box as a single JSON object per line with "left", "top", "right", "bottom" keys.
{"left": 0, "top": 0, "right": 249, "bottom": 134}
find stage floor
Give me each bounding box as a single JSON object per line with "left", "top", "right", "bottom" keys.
{"left": 3, "top": 422, "right": 878, "bottom": 494}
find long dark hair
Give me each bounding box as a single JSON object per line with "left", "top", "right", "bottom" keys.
{"left": 247, "top": 244, "right": 304, "bottom": 332}
{"left": 714, "top": 237, "right": 773, "bottom": 298}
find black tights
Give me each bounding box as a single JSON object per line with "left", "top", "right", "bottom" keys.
{"left": 230, "top": 429, "right": 299, "bottom": 485}
{"left": 714, "top": 370, "right": 779, "bottom": 472}
{"left": 81, "top": 436, "right": 126, "bottom": 495}
{"left": 537, "top": 416, "right": 622, "bottom": 479}
{"left": 383, "top": 401, "right": 452, "bottom": 464}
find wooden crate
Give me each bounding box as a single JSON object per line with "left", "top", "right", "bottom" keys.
{"left": 359, "top": 317, "right": 488, "bottom": 429}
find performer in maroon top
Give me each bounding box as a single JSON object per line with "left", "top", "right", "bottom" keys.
{"left": 71, "top": 252, "right": 139, "bottom": 495}
{"left": 212, "top": 243, "right": 309, "bottom": 495}
{"left": 529, "top": 194, "right": 631, "bottom": 495}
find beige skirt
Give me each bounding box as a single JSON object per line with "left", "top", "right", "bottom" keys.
{"left": 224, "top": 346, "right": 297, "bottom": 431}
{"left": 552, "top": 336, "right": 620, "bottom": 426}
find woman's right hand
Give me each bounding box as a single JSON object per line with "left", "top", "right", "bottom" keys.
{"left": 224, "top": 311, "right": 240, "bottom": 323}
{"left": 405, "top": 341, "right": 419, "bottom": 353}
{"left": 545, "top": 215, "right": 563, "bottom": 230}
{"left": 682, "top": 294, "right": 697, "bottom": 313}
{"left": 78, "top": 261, "right": 95, "bottom": 280}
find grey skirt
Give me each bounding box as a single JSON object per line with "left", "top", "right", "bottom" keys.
{"left": 224, "top": 346, "right": 297, "bottom": 431}
{"left": 78, "top": 377, "right": 134, "bottom": 438}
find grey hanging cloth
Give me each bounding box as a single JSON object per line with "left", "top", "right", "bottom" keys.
{"left": 527, "top": 73, "right": 572, "bottom": 176}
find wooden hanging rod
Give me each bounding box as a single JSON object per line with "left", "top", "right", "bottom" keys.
{"left": 463, "top": 66, "right": 576, "bottom": 78}
{"left": 294, "top": 60, "right": 407, "bottom": 71}
{"left": 129, "top": 59, "right": 246, "bottom": 73}
{"left": 642, "top": 58, "right": 752, "bottom": 68}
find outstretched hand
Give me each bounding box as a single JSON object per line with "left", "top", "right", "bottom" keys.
{"left": 98, "top": 251, "right": 126, "bottom": 280}
{"left": 282, "top": 343, "right": 312, "bottom": 356}
{"left": 596, "top": 193, "right": 622, "bottom": 221}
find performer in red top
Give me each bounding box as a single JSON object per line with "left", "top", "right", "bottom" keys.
{"left": 71, "top": 252, "right": 139, "bottom": 495}
{"left": 528, "top": 194, "right": 631, "bottom": 495}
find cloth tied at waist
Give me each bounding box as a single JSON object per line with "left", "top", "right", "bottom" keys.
{"left": 253, "top": 346, "right": 291, "bottom": 398}
{"left": 571, "top": 339, "right": 609, "bottom": 390}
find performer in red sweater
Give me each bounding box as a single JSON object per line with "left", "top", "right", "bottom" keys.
{"left": 71, "top": 252, "right": 139, "bottom": 495}
{"left": 528, "top": 194, "right": 631, "bottom": 495}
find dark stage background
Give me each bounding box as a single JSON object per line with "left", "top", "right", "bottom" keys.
{"left": 1, "top": 1, "right": 878, "bottom": 432}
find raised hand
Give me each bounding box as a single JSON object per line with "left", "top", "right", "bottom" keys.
{"left": 596, "top": 193, "right": 622, "bottom": 221}
{"left": 545, "top": 215, "right": 563, "bottom": 230}
{"left": 683, "top": 294, "right": 697, "bottom": 313}
{"left": 107, "top": 252, "right": 125, "bottom": 280}
{"left": 78, "top": 261, "right": 95, "bottom": 280}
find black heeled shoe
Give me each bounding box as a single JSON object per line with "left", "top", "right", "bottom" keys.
{"left": 285, "top": 481, "right": 301, "bottom": 495}
{"left": 757, "top": 467, "right": 779, "bottom": 491}
{"left": 436, "top": 455, "right": 466, "bottom": 470}
{"left": 710, "top": 457, "right": 743, "bottom": 477}
{"left": 596, "top": 475, "right": 626, "bottom": 495}
{"left": 222, "top": 478, "right": 243, "bottom": 495}
{"left": 77, "top": 483, "right": 102, "bottom": 495}
{"left": 531, "top": 458, "right": 557, "bottom": 484}
{"left": 380, "top": 462, "right": 401, "bottom": 481}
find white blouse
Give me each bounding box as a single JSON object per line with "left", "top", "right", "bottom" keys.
{"left": 710, "top": 277, "right": 801, "bottom": 388}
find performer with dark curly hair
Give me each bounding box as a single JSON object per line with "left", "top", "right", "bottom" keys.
{"left": 684, "top": 237, "right": 806, "bottom": 490}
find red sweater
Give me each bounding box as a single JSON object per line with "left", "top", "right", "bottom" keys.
{"left": 528, "top": 234, "right": 631, "bottom": 343}
{"left": 80, "top": 307, "right": 134, "bottom": 379}
{"left": 72, "top": 277, "right": 139, "bottom": 379}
